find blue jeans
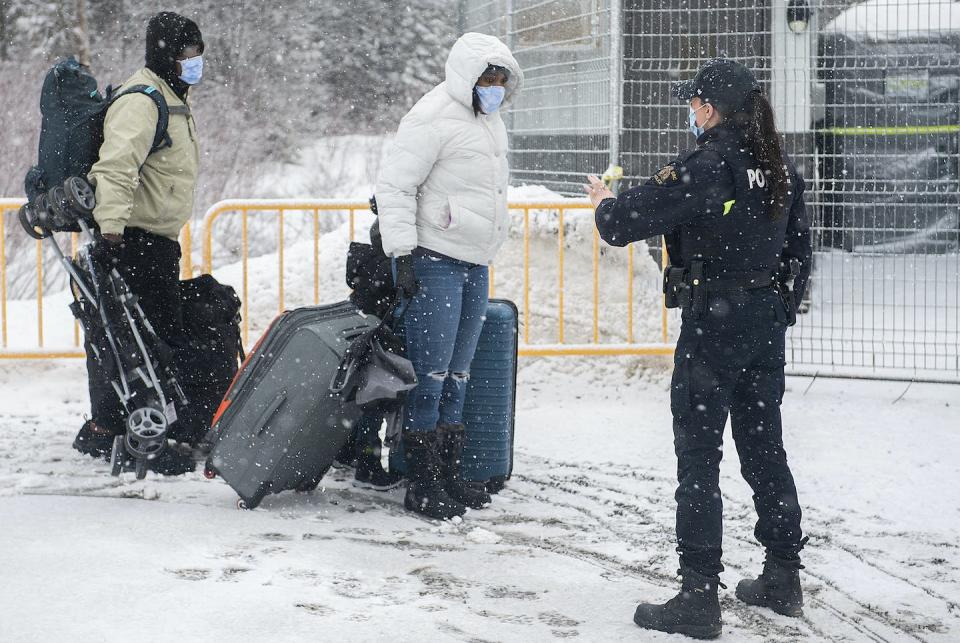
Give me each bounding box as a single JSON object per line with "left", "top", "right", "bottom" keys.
{"left": 397, "top": 255, "right": 489, "bottom": 432}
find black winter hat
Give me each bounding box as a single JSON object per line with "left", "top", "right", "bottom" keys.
{"left": 145, "top": 12, "right": 204, "bottom": 98}
{"left": 673, "top": 58, "right": 760, "bottom": 115}
{"left": 482, "top": 64, "right": 510, "bottom": 81}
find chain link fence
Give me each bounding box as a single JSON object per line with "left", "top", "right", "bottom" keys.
{"left": 462, "top": 0, "right": 619, "bottom": 192}
{"left": 463, "top": 0, "right": 960, "bottom": 382}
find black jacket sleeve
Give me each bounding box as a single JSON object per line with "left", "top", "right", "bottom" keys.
{"left": 780, "top": 170, "right": 812, "bottom": 310}
{"left": 594, "top": 150, "right": 736, "bottom": 247}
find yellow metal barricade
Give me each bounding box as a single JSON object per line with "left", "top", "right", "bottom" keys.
{"left": 200, "top": 199, "right": 371, "bottom": 346}
{"left": 201, "top": 199, "right": 673, "bottom": 356}
{"left": 1, "top": 197, "right": 675, "bottom": 359}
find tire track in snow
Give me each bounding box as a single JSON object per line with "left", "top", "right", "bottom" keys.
{"left": 512, "top": 453, "right": 950, "bottom": 642}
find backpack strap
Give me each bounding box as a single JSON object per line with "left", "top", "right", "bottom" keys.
{"left": 112, "top": 84, "right": 171, "bottom": 154}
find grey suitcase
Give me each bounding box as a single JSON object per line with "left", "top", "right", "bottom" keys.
{"left": 203, "top": 301, "right": 378, "bottom": 509}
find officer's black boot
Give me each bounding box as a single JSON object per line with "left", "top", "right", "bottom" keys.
{"left": 736, "top": 552, "right": 804, "bottom": 617}
{"left": 437, "top": 422, "right": 491, "bottom": 510}
{"left": 402, "top": 430, "right": 467, "bottom": 520}
{"left": 633, "top": 567, "right": 723, "bottom": 640}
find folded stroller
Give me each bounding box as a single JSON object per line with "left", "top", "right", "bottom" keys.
{"left": 20, "top": 177, "right": 189, "bottom": 479}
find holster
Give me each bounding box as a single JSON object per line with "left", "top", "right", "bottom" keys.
{"left": 776, "top": 258, "right": 801, "bottom": 327}
{"left": 663, "top": 266, "right": 689, "bottom": 310}
{"left": 662, "top": 260, "right": 706, "bottom": 318}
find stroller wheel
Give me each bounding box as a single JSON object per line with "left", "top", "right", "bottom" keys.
{"left": 110, "top": 435, "right": 126, "bottom": 477}
{"left": 125, "top": 407, "right": 168, "bottom": 459}
{"left": 18, "top": 204, "right": 51, "bottom": 240}
{"left": 46, "top": 185, "right": 72, "bottom": 229}
{"left": 64, "top": 177, "right": 96, "bottom": 214}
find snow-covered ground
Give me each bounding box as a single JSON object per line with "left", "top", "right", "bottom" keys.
{"left": 1, "top": 357, "right": 958, "bottom": 642}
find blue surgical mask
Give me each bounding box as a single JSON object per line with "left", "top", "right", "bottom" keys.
{"left": 688, "top": 106, "right": 706, "bottom": 138}
{"left": 688, "top": 103, "right": 714, "bottom": 138}
{"left": 476, "top": 85, "right": 506, "bottom": 114}
{"left": 178, "top": 55, "right": 204, "bottom": 85}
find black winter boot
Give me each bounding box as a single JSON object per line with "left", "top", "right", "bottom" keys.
{"left": 633, "top": 567, "right": 723, "bottom": 640}
{"left": 402, "top": 430, "right": 467, "bottom": 520}
{"left": 73, "top": 420, "right": 115, "bottom": 460}
{"left": 145, "top": 444, "right": 196, "bottom": 476}
{"left": 110, "top": 440, "right": 196, "bottom": 476}
{"left": 332, "top": 434, "right": 357, "bottom": 469}
{"left": 736, "top": 552, "right": 804, "bottom": 617}
{"left": 354, "top": 447, "right": 404, "bottom": 491}
{"left": 437, "top": 423, "right": 491, "bottom": 510}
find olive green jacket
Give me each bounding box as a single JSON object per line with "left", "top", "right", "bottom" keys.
{"left": 89, "top": 67, "right": 200, "bottom": 240}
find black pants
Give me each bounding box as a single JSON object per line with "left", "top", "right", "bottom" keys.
{"left": 670, "top": 288, "right": 804, "bottom": 577}
{"left": 85, "top": 228, "right": 184, "bottom": 435}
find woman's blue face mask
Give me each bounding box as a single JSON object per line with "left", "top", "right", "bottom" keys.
{"left": 476, "top": 85, "right": 506, "bottom": 114}
{"left": 178, "top": 55, "right": 204, "bottom": 85}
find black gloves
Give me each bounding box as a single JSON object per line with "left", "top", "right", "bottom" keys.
{"left": 90, "top": 233, "right": 123, "bottom": 267}
{"left": 394, "top": 254, "right": 419, "bottom": 298}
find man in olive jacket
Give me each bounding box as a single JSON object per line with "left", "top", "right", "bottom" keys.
{"left": 72, "top": 12, "right": 204, "bottom": 475}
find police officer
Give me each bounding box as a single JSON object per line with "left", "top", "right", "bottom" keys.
{"left": 585, "top": 59, "right": 811, "bottom": 639}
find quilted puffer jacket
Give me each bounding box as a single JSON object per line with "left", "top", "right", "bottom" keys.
{"left": 375, "top": 32, "right": 523, "bottom": 265}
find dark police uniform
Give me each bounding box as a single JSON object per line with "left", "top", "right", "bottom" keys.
{"left": 595, "top": 123, "right": 812, "bottom": 577}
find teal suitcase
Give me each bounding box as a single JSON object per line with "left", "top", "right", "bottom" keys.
{"left": 390, "top": 299, "right": 518, "bottom": 491}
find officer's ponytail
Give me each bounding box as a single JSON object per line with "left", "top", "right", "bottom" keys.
{"left": 731, "top": 92, "right": 789, "bottom": 219}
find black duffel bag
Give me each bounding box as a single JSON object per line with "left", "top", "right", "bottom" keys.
{"left": 170, "top": 274, "right": 243, "bottom": 444}
{"left": 346, "top": 199, "right": 395, "bottom": 319}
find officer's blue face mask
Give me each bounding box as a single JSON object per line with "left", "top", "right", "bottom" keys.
{"left": 688, "top": 103, "right": 709, "bottom": 138}
{"left": 178, "top": 55, "right": 204, "bottom": 85}
{"left": 476, "top": 85, "right": 506, "bottom": 114}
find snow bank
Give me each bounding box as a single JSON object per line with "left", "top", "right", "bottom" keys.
{"left": 253, "top": 135, "right": 388, "bottom": 200}
{"left": 823, "top": 0, "right": 960, "bottom": 41}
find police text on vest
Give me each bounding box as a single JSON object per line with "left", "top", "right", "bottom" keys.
{"left": 747, "top": 168, "right": 766, "bottom": 189}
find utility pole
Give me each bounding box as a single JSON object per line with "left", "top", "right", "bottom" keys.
{"left": 0, "top": 0, "right": 9, "bottom": 61}
{"left": 74, "top": 0, "right": 92, "bottom": 68}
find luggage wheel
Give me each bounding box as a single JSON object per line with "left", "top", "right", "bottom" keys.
{"left": 237, "top": 498, "right": 251, "bottom": 511}
{"left": 203, "top": 465, "right": 217, "bottom": 480}
{"left": 486, "top": 476, "right": 507, "bottom": 494}
{"left": 295, "top": 480, "right": 320, "bottom": 493}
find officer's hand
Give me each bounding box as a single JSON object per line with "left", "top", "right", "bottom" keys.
{"left": 394, "top": 254, "right": 419, "bottom": 298}
{"left": 583, "top": 174, "right": 615, "bottom": 208}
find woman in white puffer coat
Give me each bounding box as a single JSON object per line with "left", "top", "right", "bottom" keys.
{"left": 376, "top": 32, "right": 522, "bottom": 520}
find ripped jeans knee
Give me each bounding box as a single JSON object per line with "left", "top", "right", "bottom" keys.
{"left": 426, "top": 370, "right": 471, "bottom": 384}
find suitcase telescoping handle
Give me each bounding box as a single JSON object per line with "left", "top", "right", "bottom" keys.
{"left": 251, "top": 390, "right": 287, "bottom": 437}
